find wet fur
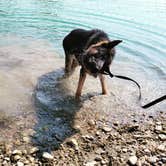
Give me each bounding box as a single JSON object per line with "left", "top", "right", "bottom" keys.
{"left": 63, "top": 29, "right": 122, "bottom": 99}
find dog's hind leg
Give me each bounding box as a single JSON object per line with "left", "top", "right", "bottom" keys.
{"left": 65, "top": 53, "right": 74, "bottom": 76}
{"left": 75, "top": 68, "right": 87, "bottom": 100}
{"left": 99, "top": 74, "right": 108, "bottom": 95}
{"left": 71, "top": 58, "right": 79, "bottom": 72}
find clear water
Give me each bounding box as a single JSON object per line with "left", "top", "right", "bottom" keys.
{"left": 0, "top": 0, "right": 165, "bottom": 118}
{"left": 0, "top": 0, "right": 166, "bottom": 72}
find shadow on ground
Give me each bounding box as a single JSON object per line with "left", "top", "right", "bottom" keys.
{"left": 32, "top": 69, "right": 81, "bottom": 152}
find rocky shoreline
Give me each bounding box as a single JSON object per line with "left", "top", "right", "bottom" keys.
{"left": 0, "top": 109, "right": 165, "bottom": 166}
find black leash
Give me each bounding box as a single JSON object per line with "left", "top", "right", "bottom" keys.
{"left": 101, "top": 67, "right": 166, "bottom": 109}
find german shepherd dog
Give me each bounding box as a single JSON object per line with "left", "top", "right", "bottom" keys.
{"left": 63, "top": 29, "right": 122, "bottom": 100}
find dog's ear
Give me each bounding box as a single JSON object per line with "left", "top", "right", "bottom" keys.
{"left": 103, "top": 40, "right": 122, "bottom": 48}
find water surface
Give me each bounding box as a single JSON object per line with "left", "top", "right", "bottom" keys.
{"left": 0, "top": 0, "right": 165, "bottom": 118}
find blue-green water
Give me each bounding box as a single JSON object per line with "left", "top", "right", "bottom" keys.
{"left": 1, "top": 0, "right": 166, "bottom": 71}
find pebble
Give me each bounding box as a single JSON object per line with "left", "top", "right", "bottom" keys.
{"left": 155, "top": 125, "right": 162, "bottom": 132}
{"left": 82, "top": 135, "right": 94, "bottom": 140}
{"left": 156, "top": 121, "right": 162, "bottom": 125}
{"left": 67, "top": 138, "right": 79, "bottom": 150}
{"left": 122, "top": 148, "right": 128, "bottom": 153}
{"left": 101, "top": 159, "right": 108, "bottom": 165}
{"left": 161, "top": 157, "right": 166, "bottom": 163}
{"left": 74, "top": 125, "right": 81, "bottom": 131}
{"left": 148, "top": 156, "right": 158, "bottom": 163}
{"left": 157, "top": 144, "right": 165, "bottom": 151}
{"left": 13, "top": 155, "right": 21, "bottom": 161}
{"left": 29, "top": 147, "right": 39, "bottom": 154}
{"left": 144, "top": 148, "right": 151, "bottom": 154}
{"left": 96, "top": 131, "right": 100, "bottom": 136}
{"left": 102, "top": 126, "right": 112, "bottom": 132}
{"left": 12, "top": 150, "right": 22, "bottom": 155}
{"left": 22, "top": 136, "right": 31, "bottom": 143}
{"left": 28, "top": 156, "right": 35, "bottom": 162}
{"left": 84, "top": 161, "right": 97, "bottom": 166}
{"left": 17, "top": 161, "right": 24, "bottom": 166}
{"left": 42, "top": 152, "right": 54, "bottom": 160}
{"left": 95, "top": 155, "right": 102, "bottom": 161}
{"left": 128, "top": 155, "right": 138, "bottom": 165}
{"left": 4, "top": 157, "right": 10, "bottom": 161}
{"left": 158, "top": 134, "right": 166, "bottom": 141}
{"left": 88, "top": 120, "right": 95, "bottom": 126}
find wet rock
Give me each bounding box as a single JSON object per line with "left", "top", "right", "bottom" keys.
{"left": 66, "top": 138, "right": 79, "bottom": 150}
{"left": 148, "top": 156, "right": 158, "bottom": 163}
{"left": 74, "top": 125, "right": 81, "bottom": 131}
{"left": 95, "top": 148, "right": 105, "bottom": 155}
{"left": 113, "top": 121, "right": 119, "bottom": 126}
{"left": 17, "top": 161, "right": 24, "bottom": 166}
{"left": 12, "top": 150, "right": 22, "bottom": 155}
{"left": 22, "top": 136, "right": 31, "bottom": 143}
{"left": 127, "top": 125, "right": 139, "bottom": 132}
{"left": 156, "top": 121, "right": 162, "bottom": 125}
{"left": 84, "top": 161, "right": 97, "bottom": 166}
{"left": 157, "top": 144, "right": 165, "bottom": 152}
{"left": 144, "top": 148, "right": 151, "bottom": 154}
{"left": 158, "top": 134, "right": 166, "bottom": 141}
{"left": 22, "top": 150, "right": 27, "bottom": 155}
{"left": 4, "top": 144, "right": 12, "bottom": 154}
{"left": 96, "top": 131, "right": 100, "bottom": 136}
{"left": 42, "top": 152, "right": 54, "bottom": 160}
{"left": 29, "top": 147, "right": 39, "bottom": 154}
{"left": 101, "top": 159, "right": 108, "bottom": 165}
{"left": 155, "top": 125, "right": 162, "bottom": 132}
{"left": 102, "top": 126, "right": 112, "bottom": 132}
{"left": 122, "top": 148, "right": 128, "bottom": 153}
{"left": 2, "top": 160, "right": 8, "bottom": 165}
{"left": 82, "top": 135, "right": 94, "bottom": 141}
{"left": 161, "top": 157, "right": 166, "bottom": 163}
{"left": 128, "top": 155, "right": 137, "bottom": 165}
{"left": 28, "top": 156, "right": 35, "bottom": 163}
{"left": 88, "top": 120, "right": 95, "bottom": 126}
{"left": 95, "top": 155, "right": 102, "bottom": 161}
{"left": 13, "top": 155, "right": 21, "bottom": 162}
{"left": 4, "top": 157, "right": 10, "bottom": 161}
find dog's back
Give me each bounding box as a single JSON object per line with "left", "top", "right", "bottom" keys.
{"left": 63, "top": 29, "right": 109, "bottom": 54}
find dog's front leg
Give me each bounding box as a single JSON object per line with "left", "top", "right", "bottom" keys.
{"left": 75, "top": 68, "right": 87, "bottom": 100}
{"left": 99, "top": 74, "right": 108, "bottom": 95}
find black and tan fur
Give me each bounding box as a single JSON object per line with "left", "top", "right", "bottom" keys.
{"left": 63, "top": 29, "right": 122, "bottom": 99}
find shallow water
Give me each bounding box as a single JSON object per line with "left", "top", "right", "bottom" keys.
{"left": 0, "top": 0, "right": 165, "bottom": 120}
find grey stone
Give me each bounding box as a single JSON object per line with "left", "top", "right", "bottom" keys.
{"left": 159, "top": 134, "right": 166, "bottom": 141}
{"left": 128, "top": 156, "right": 137, "bottom": 165}
{"left": 42, "top": 152, "right": 54, "bottom": 160}
{"left": 17, "top": 161, "right": 24, "bottom": 166}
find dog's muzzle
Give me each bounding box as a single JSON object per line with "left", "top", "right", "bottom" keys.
{"left": 88, "top": 57, "right": 105, "bottom": 73}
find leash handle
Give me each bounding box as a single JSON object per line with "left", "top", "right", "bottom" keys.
{"left": 101, "top": 69, "right": 166, "bottom": 109}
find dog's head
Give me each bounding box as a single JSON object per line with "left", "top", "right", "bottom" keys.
{"left": 82, "top": 40, "right": 122, "bottom": 77}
